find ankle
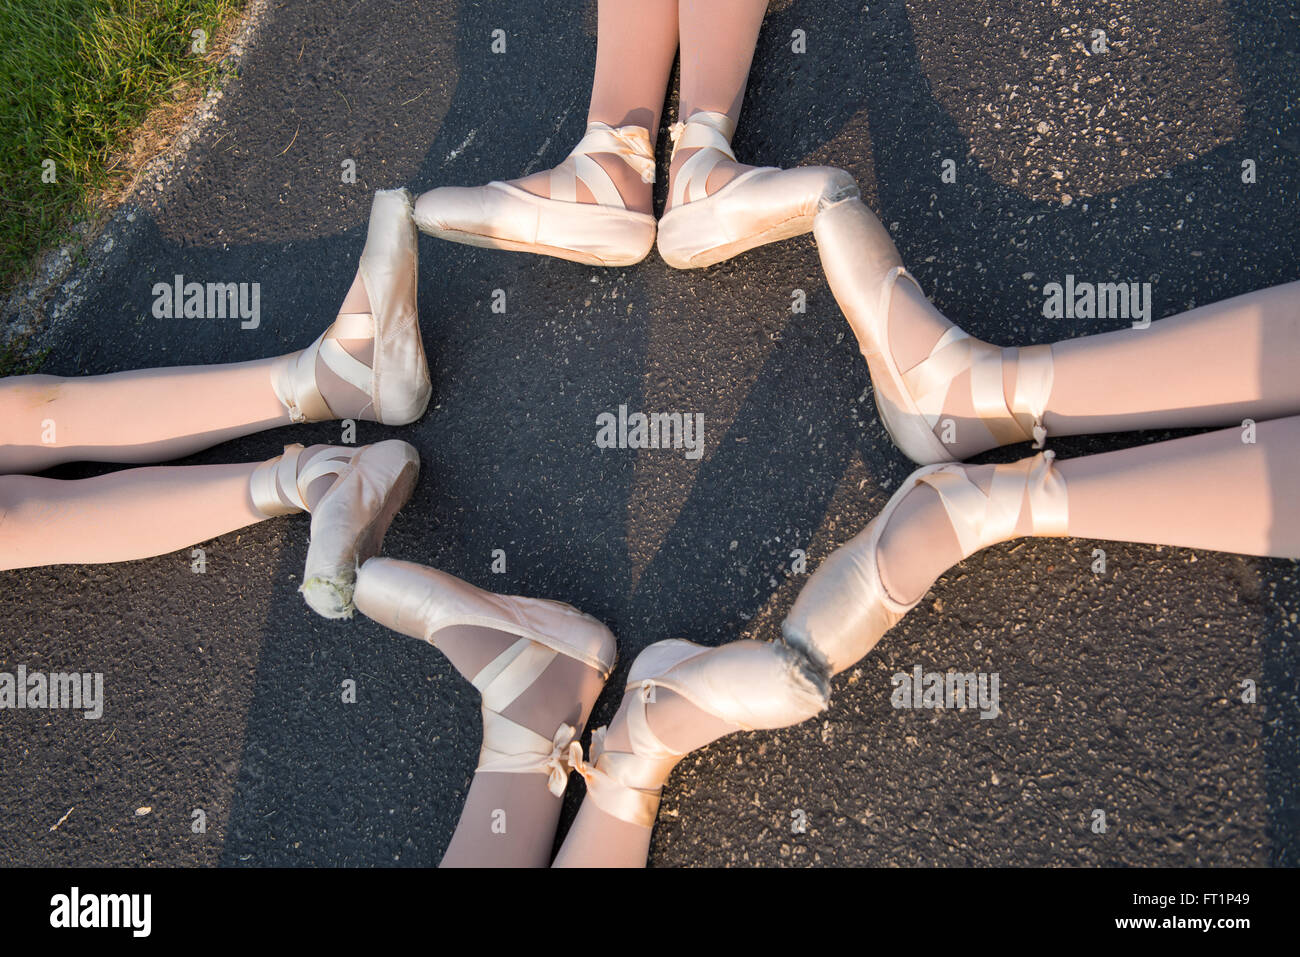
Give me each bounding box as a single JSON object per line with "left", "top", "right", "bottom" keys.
{"left": 595, "top": 155, "right": 653, "bottom": 214}
{"left": 496, "top": 654, "right": 604, "bottom": 742}
{"left": 602, "top": 686, "right": 738, "bottom": 782}
{"left": 875, "top": 482, "right": 964, "bottom": 605}
{"left": 878, "top": 462, "right": 1038, "bottom": 600}
{"left": 666, "top": 151, "right": 750, "bottom": 209}
{"left": 296, "top": 444, "right": 347, "bottom": 511}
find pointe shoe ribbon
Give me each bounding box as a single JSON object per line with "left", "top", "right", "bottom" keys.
{"left": 657, "top": 111, "right": 858, "bottom": 269}
{"left": 551, "top": 123, "right": 656, "bottom": 201}
{"left": 477, "top": 719, "right": 578, "bottom": 797}
{"left": 470, "top": 637, "right": 591, "bottom": 794}
{"left": 566, "top": 724, "right": 668, "bottom": 829}
{"left": 922, "top": 450, "right": 1069, "bottom": 556}
{"left": 271, "top": 314, "right": 375, "bottom": 424}
{"left": 892, "top": 270, "right": 1055, "bottom": 453}
{"left": 666, "top": 110, "right": 738, "bottom": 208}
{"left": 248, "top": 443, "right": 352, "bottom": 517}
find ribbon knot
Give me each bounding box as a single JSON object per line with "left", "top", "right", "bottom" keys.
{"left": 542, "top": 723, "right": 578, "bottom": 797}
{"left": 579, "top": 123, "right": 656, "bottom": 184}
{"left": 610, "top": 129, "right": 657, "bottom": 184}
{"left": 566, "top": 725, "right": 609, "bottom": 786}
{"left": 566, "top": 740, "right": 591, "bottom": 783}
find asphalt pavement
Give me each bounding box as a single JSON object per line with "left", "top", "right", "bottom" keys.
{"left": 1, "top": 0, "right": 1298, "bottom": 867}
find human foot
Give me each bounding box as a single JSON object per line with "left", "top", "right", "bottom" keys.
{"left": 567, "top": 639, "right": 829, "bottom": 827}
{"left": 413, "top": 123, "right": 657, "bottom": 267}
{"left": 271, "top": 188, "right": 431, "bottom": 426}
{"left": 249, "top": 441, "right": 421, "bottom": 619}
{"left": 656, "top": 110, "right": 858, "bottom": 269}
{"left": 813, "top": 197, "right": 1055, "bottom": 464}
{"left": 782, "top": 452, "right": 1069, "bottom": 675}
{"left": 353, "top": 558, "right": 618, "bottom": 793}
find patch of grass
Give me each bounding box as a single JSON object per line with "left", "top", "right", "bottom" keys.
{"left": 0, "top": 336, "right": 50, "bottom": 377}
{"left": 0, "top": 0, "right": 246, "bottom": 295}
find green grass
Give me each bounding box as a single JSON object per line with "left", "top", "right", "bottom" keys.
{"left": 0, "top": 336, "right": 50, "bottom": 376}
{"left": 0, "top": 0, "right": 246, "bottom": 295}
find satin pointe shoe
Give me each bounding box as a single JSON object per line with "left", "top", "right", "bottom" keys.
{"left": 566, "top": 639, "right": 829, "bottom": 827}
{"left": 814, "top": 196, "right": 1054, "bottom": 465}
{"left": 353, "top": 558, "right": 618, "bottom": 794}
{"left": 413, "top": 123, "right": 658, "bottom": 267}
{"left": 782, "top": 451, "right": 1069, "bottom": 675}
{"left": 250, "top": 440, "right": 421, "bottom": 619}
{"left": 655, "top": 110, "right": 859, "bottom": 269}
{"left": 271, "top": 188, "right": 432, "bottom": 426}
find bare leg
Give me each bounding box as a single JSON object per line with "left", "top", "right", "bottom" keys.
{"left": 1045, "top": 283, "right": 1300, "bottom": 437}
{"left": 0, "top": 364, "right": 291, "bottom": 474}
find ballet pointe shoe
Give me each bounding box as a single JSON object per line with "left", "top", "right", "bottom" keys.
{"left": 250, "top": 441, "right": 421, "bottom": 619}
{"left": 271, "top": 188, "right": 432, "bottom": 426}
{"left": 814, "top": 197, "right": 1054, "bottom": 466}
{"left": 783, "top": 451, "right": 1069, "bottom": 675}
{"left": 656, "top": 110, "right": 859, "bottom": 269}
{"left": 566, "top": 639, "right": 829, "bottom": 827}
{"left": 413, "top": 123, "right": 658, "bottom": 267}
{"left": 354, "top": 557, "right": 618, "bottom": 793}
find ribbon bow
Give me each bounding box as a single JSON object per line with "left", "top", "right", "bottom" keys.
{"left": 566, "top": 725, "right": 608, "bottom": 786}
{"left": 542, "top": 723, "right": 579, "bottom": 797}
{"left": 579, "top": 123, "right": 656, "bottom": 184}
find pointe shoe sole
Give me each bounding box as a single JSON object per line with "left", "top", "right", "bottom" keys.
{"left": 301, "top": 441, "right": 421, "bottom": 620}
{"left": 657, "top": 166, "right": 858, "bottom": 269}
{"left": 415, "top": 182, "right": 656, "bottom": 268}
{"left": 354, "top": 557, "right": 618, "bottom": 676}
